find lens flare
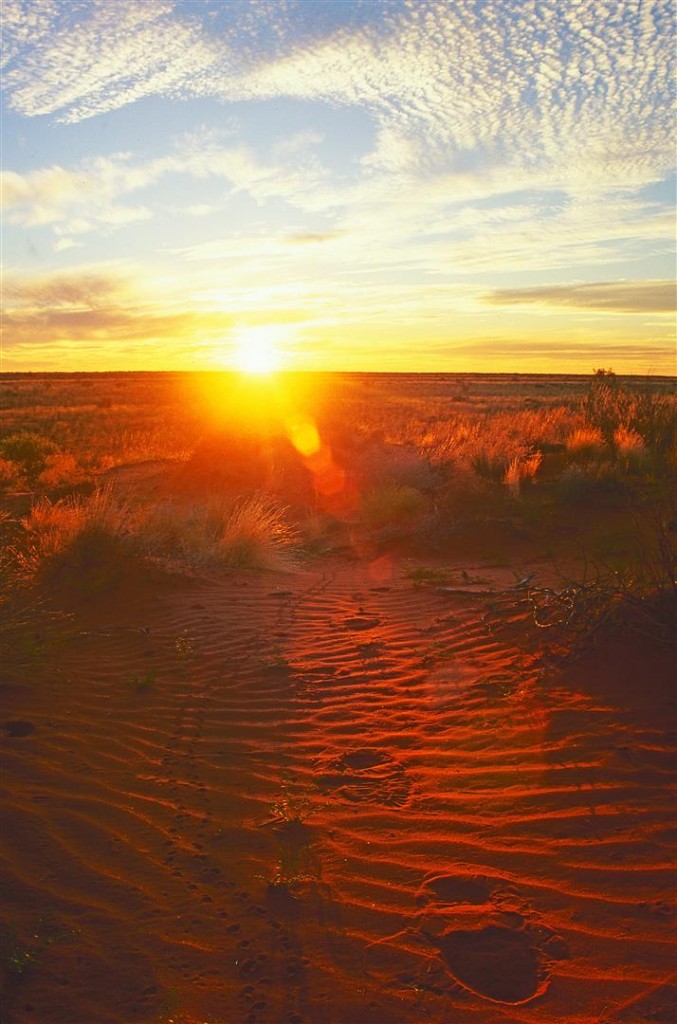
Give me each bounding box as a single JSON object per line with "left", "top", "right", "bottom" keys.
{"left": 286, "top": 418, "right": 321, "bottom": 457}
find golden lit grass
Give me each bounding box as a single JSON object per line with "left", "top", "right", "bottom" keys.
{"left": 140, "top": 494, "right": 298, "bottom": 570}
{"left": 14, "top": 487, "right": 137, "bottom": 587}
{"left": 1, "top": 373, "right": 675, "bottom": 577}
{"left": 36, "top": 453, "right": 88, "bottom": 489}
{"left": 503, "top": 451, "right": 543, "bottom": 496}
{"left": 614, "top": 426, "right": 649, "bottom": 471}
{"left": 423, "top": 406, "right": 576, "bottom": 479}
{"left": 565, "top": 427, "right": 606, "bottom": 460}
{"left": 9, "top": 487, "right": 299, "bottom": 585}
{"left": 217, "top": 494, "right": 298, "bottom": 569}
{"left": 2, "top": 373, "right": 674, "bottom": 499}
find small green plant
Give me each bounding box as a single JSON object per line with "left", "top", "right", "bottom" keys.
{"left": 174, "top": 633, "right": 194, "bottom": 660}
{"left": 127, "top": 670, "right": 156, "bottom": 694}
{"left": 260, "top": 649, "right": 290, "bottom": 671}
{"left": 406, "top": 565, "right": 452, "bottom": 586}
{"left": 361, "top": 482, "right": 426, "bottom": 529}
{"left": 0, "top": 917, "right": 76, "bottom": 979}
{"left": 267, "top": 778, "right": 319, "bottom": 888}
{"left": 270, "top": 787, "right": 310, "bottom": 825}
{"left": 155, "top": 986, "right": 180, "bottom": 1023}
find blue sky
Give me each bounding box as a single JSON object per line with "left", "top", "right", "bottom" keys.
{"left": 1, "top": 0, "right": 675, "bottom": 372}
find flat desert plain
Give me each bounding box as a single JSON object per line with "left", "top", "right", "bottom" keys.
{"left": 1, "top": 372, "right": 675, "bottom": 1024}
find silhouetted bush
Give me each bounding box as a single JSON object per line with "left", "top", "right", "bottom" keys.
{"left": 0, "top": 432, "right": 59, "bottom": 486}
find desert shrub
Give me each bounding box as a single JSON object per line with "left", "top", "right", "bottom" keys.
{"left": 360, "top": 482, "right": 427, "bottom": 530}
{"left": 140, "top": 498, "right": 229, "bottom": 559}
{"left": 0, "top": 457, "right": 22, "bottom": 490}
{"left": 555, "top": 463, "right": 632, "bottom": 507}
{"left": 628, "top": 390, "right": 677, "bottom": 464}
{"left": 470, "top": 447, "right": 510, "bottom": 483}
{"left": 0, "top": 432, "right": 59, "bottom": 486}
{"left": 582, "top": 370, "right": 677, "bottom": 465}
{"left": 583, "top": 369, "right": 630, "bottom": 445}
{"left": 436, "top": 467, "right": 506, "bottom": 520}
{"left": 36, "top": 453, "right": 87, "bottom": 490}
{"left": 354, "top": 442, "right": 437, "bottom": 493}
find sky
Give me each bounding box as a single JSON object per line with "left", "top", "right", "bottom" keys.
{"left": 1, "top": 0, "right": 675, "bottom": 374}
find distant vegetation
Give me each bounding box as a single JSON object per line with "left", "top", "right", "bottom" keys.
{"left": 0, "top": 370, "right": 675, "bottom": 598}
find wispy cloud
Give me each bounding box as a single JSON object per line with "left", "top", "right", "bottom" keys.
{"left": 1, "top": 265, "right": 305, "bottom": 363}
{"left": 3, "top": 268, "right": 133, "bottom": 309}
{"left": 485, "top": 280, "right": 676, "bottom": 314}
{"left": 1, "top": 129, "right": 329, "bottom": 236}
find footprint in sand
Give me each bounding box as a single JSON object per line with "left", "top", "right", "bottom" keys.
{"left": 427, "top": 923, "right": 548, "bottom": 1005}
{"left": 313, "top": 747, "right": 412, "bottom": 807}
{"left": 417, "top": 872, "right": 568, "bottom": 1005}
{"left": 419, "top": 873, "right": 495, "bottom": 906}
{"left": 343, "top": 614, "right": 381, "bottom": 631}
{"left": 2, "top": 720, "right": 36, "bottom": 738}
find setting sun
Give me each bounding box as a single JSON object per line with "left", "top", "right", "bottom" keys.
{"left": 233, "top": 324, "right": 287, "bottom": 375}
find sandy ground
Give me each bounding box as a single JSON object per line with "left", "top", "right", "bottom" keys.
{"left": 1, "top": 554, "right": 675, "bottom": 1024}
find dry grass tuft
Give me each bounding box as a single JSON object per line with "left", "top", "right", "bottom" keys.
{"left": 15, "top": 487, "right": 137, "bottom": 587}
{"left": 503, "top": 451, "right": 543, "bottom": 496}
{"left": 139, "top": 494, "right": 298, "bottom": 571}
{"left": 218, "top": 494, "right": 298, "bottom": 570}
{"left": 565, "top": 428, "right": 606, "bottom": 460}
{"left": 361, "top": 483, "right": 427, "bottom": 530}
{"left": 614, "top": 426, "right": 648, "bottom": 471}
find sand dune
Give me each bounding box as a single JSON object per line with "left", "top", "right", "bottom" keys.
{"left": 1, "top": 557, "right": 674, "bottom": 1023}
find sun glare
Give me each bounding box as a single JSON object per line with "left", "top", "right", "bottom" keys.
{"left": 233, "top": 324, "right": 287, "bottom": 375}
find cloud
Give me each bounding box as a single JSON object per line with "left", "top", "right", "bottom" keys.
{"left": 2, "top": 0, "right": 219, "bottom": 122}
{"left": 1, "top": 129, "right": 329, "bottom": 232}
{"left": 3, "top": 269, "right": 133, "bottom": 310}
{"left": 53, "top": 237, "right": 81, "bottom": 253}
{"left": 2, "top": 1, "right": 673, "bottom": 192}
{"left": 1, "top": 157, "right": 159, "bottom": 235}
{"left": 0, "top": 265, "right": 306, "bottom": 361}
{"left": 484, "top": 280, "right": 676, "bottom": 314}
{"left": 2, "top": 307, "right": 204, "bottom": 346}
{"left": 285, "top": 231, "right": 343, "bottom": 245}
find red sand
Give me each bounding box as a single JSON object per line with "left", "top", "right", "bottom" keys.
{"left": 1, "top": 556, "right": 675, "bottom": 1024}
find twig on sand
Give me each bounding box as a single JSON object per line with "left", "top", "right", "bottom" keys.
{"left": 71, "top": 625, "right": 150, "bottom": 637}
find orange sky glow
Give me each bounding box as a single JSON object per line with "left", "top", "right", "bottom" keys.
{"left": 1, "top": 1, "right": 675, "bottom": 375}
